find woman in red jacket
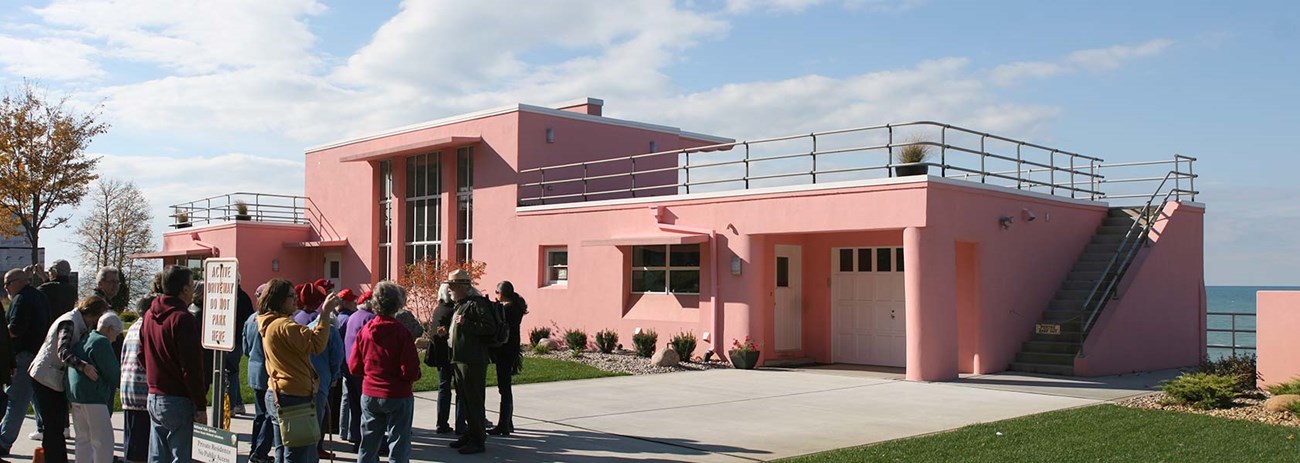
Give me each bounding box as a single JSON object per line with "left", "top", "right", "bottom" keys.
{"left": 348, "top": 281, "right": 421, "bottom": 462}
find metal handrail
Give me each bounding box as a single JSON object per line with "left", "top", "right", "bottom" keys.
{"left": 170, "top": 192, "right": 309, "bottom": 228}
{"left": 1079, "top": 168, "right": 1185, "bottom": 337}
{"left": 518, "top": 121, "right": 1107, "bottom": 205}
{"left": 1205, "top": 312, "right": 1256, "bottom": 358}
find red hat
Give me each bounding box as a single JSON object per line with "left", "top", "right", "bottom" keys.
{"left": 314, "top": 278, "right": 336, "bottom": 292}
{"left": 338, "top": 288, "right": 357, "bottom": 302}
{"left": 297, "top": 283, "right": 326, "bottom": 311}
{"left": 357, "top": 290, "right": 373, "bottom": 305}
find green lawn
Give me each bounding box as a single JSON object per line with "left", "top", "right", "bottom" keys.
{"left": 232, "top": 355, "right": 624, "bottom": 405}
{"left": 778, "top": 405, "right": 1300, "bottom": 463}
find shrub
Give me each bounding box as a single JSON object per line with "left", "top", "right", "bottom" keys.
{"left": 1199, "top": 353, "right": 1259, "bottom": 392}
{"left": 669, "top": 331, "right": 698, "bottom": 361}
{"left": 1161, "top": 373, "right": 1240, "bottom": 410}
{"left": 531, "top": 343, "right": 550, "bottom": 355}
{"left": 564, "top": 328, "right": 589, "bottom": 352}
{"left": 1267, "top": 378, "right": 1300, "bottom": 396}
{"left": 595, "top": 329, "right": 618, "bottom": 354}
{"left": 529, "top": 326, "right": 552, "bottom": 346}
{"left": 120, "top": 310, "right": 140, "bottom": 324}
{"left": 632, "top": 329, "right": 658, "bottom": 358}
{"left": 1288, "top": 400, "right": 1300, "bottom": 417}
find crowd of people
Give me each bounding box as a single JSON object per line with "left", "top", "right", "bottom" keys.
{"left": 0, "top": 261, "right": 528, "bottom": 463}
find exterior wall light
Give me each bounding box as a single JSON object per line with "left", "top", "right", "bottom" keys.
{"left": 272, "top": 258, "right": 280, "bottom": 272}
{"left": 999, "top": 215, "right": 1014, "bottom": 230}
{"left": 546, "top": 128, "right": 555, "bottom": 143}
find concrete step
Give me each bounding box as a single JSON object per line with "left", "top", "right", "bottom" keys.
{"left": 1039, "top": 310, "right": 1088, "bottom": 324}
{"left": 1016, "top": 351, "right": 1077, "bottom": 366}
{"left": 1008, "top": 361, "right": 1075, "bottom": 376}
{"left": 1049, "top": 298, "right": 1087, "bottom": 311}
{"left": 1096, "top": 225, "right": 1134, "bottom": 235}
{"left": 1021, "top": 340, "right": 1082, "bottom": 355}
{"left": 1054, "top": 289, "right": 1092, "bottom": 299}
{"left": 1103, "top": 217, "right": 1137, "bottom": 227}
{"left": 1061, "top": 279, "right": 1101, "bottom": 290}
{"left": 1077, "top": 252, "right": 1115, "bottom": 262}
{"left": 1085, "top": 243, "right": 1122, "bottom": 254}
{"left": 1073, "top": 260, "right": 1110, "bottom": 271}
{"left": 1030, "top": 331, "right": 1083, "bottom": 343}
{"left": 1091, "top": 233, "right": 1124, "bottom": 244}
{"left": 1068, "top": 270, "right": 1105, "bottom": 282}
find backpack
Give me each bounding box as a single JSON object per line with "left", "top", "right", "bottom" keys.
{"left": 486, "top": 299, "right": 510, "bottom": 348}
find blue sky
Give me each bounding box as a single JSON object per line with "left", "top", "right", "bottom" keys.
{"left": 0, "top": 0, "right": 1296, "bottom": 285}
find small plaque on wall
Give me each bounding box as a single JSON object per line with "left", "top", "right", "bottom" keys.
{"left": 1035, "top": 323, "right": 1062, "bottom": 335}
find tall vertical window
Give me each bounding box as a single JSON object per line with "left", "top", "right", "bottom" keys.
{"left": 631, "top": 244, "right": 700, "bottom": 294}
{"left": 456, "top": 146, "right": 474, "bottom": 262}
{"left": 377, "top": 160, "right": 393, "bottom": 280}
{"left": 405, "top": 152, "right": 441, "bottom": 266}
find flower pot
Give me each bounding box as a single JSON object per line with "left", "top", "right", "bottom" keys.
{"left": 893, "top": 164, "right": 929, "bottom": 177}
{"left": 235, "top": 214, "right": 252, "bottom": 221}
{"left": 176, "top": 223, "right": 192, "bottom": 229}
{"left": 729, "top": 350, "right": 760, "bottom": 370}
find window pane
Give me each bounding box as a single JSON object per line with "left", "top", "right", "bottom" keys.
{"left": 632, "top": 246, "right": 666, "bottom": 267}
{"left": 838, "top": 249, "right": 853, "bottom": 272}
{"left": 458, "top": 147, "right": 473, "bottom": 192}
{"left": 876, "top": 247, "right": 892, "bottom": 272}
{"left": 404, "top": 245, "right": 414, "bottom": 266}
{"left": 458, "top": 196, "right": 471, "bottom": 241}
{"left": 776, "top": 257, "right": 789, "bottom": 287}
{"left": 549, "top": 250, "right": 568, "bottom": 266}
{"left": 405, "top": 201, "right": 415, "bottom": 242}
{"left": 669, "top": 244, "right": 700, "bottom": 267}
{"left": 632, "top": 270, "right": 666, "bottom": 292}
{"left": 329, "top": 261, "right": 340, "bottom": 278}
{"left": 669, "top": 270, "right": 700, "bottom": 293}
{"left": 858, "top": 248, "right": 872, "bottom": 272}
{"left": 895, "top": 248, "right": 905, "bottom": 272}
{"left": 379, "top": 245, "right": 390, "bottom": 280}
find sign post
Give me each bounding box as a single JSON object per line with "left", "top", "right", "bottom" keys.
{"left": 200, "top": 258, "right": 239, "bottom": 432}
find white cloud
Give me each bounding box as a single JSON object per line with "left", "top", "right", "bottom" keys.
{"left": 725, "top": 0, "right": 925, "bottom": 13}
{"left": 1066, "top": 39, "right": 1174, "bottom": 72}
{"left": 0, "top": 35, "right": 103, "bottom": 80}
{"left": 32, "top": 0, "right": 326, "bottom": 74}
{"left": 989, "top": 39, "right": 1173, "bottom": 86}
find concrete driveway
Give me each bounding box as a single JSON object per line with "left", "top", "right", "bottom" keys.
{"left": 3, "top": 367, "right": 1176, "bottom": 462}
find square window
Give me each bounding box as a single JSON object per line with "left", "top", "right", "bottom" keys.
{"left": 632, "top": 270, "right": 666, "bottom": 293}
{"left": 876, "top": 247, "right": 892, "bottom": 272}
{"left": 858, "top": 248, "right": 872, "bottom": 272}
{"left": 632, "top": 246, "right": 667, "bottom": 267}
{"left": 545, "top": 248, "right": 568, "bottom": 285}
{"left": 838, "top": 249, "right": 853, "bottom": 272}
{"left": 669, "top": 270, "right": 700, "bottom": 293}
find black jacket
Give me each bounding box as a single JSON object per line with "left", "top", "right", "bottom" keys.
{"left": 424, "top": 302, "right": 455, "bottom": 368}
{"left": 8, "top": 285, "right": 50, "bottom": 354}
{"left": 38, "top": 277, "right": 77, "bottom": 319}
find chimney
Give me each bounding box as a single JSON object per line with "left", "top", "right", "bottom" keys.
{"left": 556, "top": 97, "right": 603, "bottom": 117}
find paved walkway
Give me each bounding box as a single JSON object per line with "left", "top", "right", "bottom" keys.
{"left": 3, "top": 367, "right": 1177, "bottom": 462}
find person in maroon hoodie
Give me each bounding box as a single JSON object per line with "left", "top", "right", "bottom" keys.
{"left": 140, "top": 265, "right": 207, "bottom": 462}
{"left": 349, "top": 280, "right": 421, "bottom": 462}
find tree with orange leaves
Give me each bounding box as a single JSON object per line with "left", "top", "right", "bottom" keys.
{"left": 0, "top": 81, "right": 107, "bottom": 264}
{"left": 400, "top": 257, "right": 488, "bottom": 331}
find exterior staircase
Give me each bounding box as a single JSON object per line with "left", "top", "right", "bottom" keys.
{"left": 1008, "top": 207, "right": 1152, "bottom": 376}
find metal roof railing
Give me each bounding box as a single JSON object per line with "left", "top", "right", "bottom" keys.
{"left": 170, "top": 192, "right": 309, "bottom": 228}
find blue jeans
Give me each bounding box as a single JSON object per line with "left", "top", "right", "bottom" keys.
{"left": 250, "top": 389, "right": 272, "bottom": 459}
{"left": 224, "top": 355, "right": 243, "bottom": 407}
{"left": 359, "top": 395, "right": 413, "bottom": 463}
{"left": 265, "top": 392, "right": 317, "bottom": 463}
{"left": 146, "top": 394, "right": 194, "bottom": 463}
{"left": 338, "top": 374, "right": 353, "bottom": 440}
{"left": 0, "top": 352, "right": 35, "bottom": 450}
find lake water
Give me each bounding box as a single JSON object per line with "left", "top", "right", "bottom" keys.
{"left": 1205, "top": 286, "right": 1299, "bottom": 359}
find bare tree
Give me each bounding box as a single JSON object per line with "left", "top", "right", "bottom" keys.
{"left": 0, "top": 81, "right": 106, "bottom": 264}
{"left": 73, "top": 179, "right": 155, "bottom": 309}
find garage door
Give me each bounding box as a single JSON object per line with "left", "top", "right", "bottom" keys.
{"left": 831, "top": 247, "right": 906, "bottom": 367}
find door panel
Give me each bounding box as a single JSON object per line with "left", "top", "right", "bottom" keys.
{"left": 832, "top": 247, "right": 906, "bottom": 367}
{"left": 775, "top": 245, "right": 803, "bottom": 351}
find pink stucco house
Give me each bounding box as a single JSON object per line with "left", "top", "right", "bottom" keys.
{"left": 137, "top": 98, "right": 1206, "bottom": 381}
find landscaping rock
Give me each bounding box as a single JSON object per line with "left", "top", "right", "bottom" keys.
{"left": 1264, "top": 394, "right": 1300, "bottom": 413}
{"left": 651, "top": 348, "right": 680, "bottom": 367}
{"left": 536, "top": 338, "right": 557, "bottom": 352}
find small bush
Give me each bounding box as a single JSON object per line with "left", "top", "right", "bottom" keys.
{"left": 1199, "top": 353, "right": 1259, "bottom": 392}
{"left": 632, "top": 329, "right": 658, "bottom": 358}
{"left": 1268, "top": 378, "right": 1300, "bottom": 396}
{"left": 595, "top": 329, "right": 618, "bottom": 354}
{"left": 669, "top": 331, "right": 698, "bottom": 361}
{"left": 120, "top": 310, "right": 140, "bottom": 324}
{"left": 529, "top": 326, "right": 552, "bottom": 346}
{"left": 531, "top": 343, "right": 549, "bottom": 355}
{"left": 564, "top": 328, "right": 588, "bottom": 352}
{"left": 1161, "top": 373, "right": 1240, "bottom": 410}
{"left": 1287, "top": 400, "right": 1300, "bottom": 417}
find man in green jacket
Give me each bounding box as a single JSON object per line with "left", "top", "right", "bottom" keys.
{"left": 446, "top": 270, "right": 497, "bottom": 455}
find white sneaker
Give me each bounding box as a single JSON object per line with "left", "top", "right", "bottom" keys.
{"left": 233, "top": 405, "right": 246, "bottom": 416}
{"left": 27, "top": 431, "right": 40, "bottom": 440}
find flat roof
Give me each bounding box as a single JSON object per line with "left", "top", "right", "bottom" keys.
{"left": 306, "top": 99, "right": 733, "bottom": 154}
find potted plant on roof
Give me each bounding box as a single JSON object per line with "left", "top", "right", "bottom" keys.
{"left": 893, "top": 137, "right": 932, "bottom": 177}
{"left": 175, "top": 209, "right": 191, "bottom": 229}
{"left": 729, "top": 336, "right": 761, "bottom": 370}
{"left": 234, "top": 200, "right": 252, "bottom": 221}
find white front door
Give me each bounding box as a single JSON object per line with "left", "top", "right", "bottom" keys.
{"left": 774, "top": 245, "right": 803, "bottom": 351}
{"left": 324, "top": 252, "right": 342, "bottom": 290}
{"left": 832, "top": 247, "right": 906, "bottom": 367}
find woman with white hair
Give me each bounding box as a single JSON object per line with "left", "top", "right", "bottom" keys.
{"left": 349, "top": 280, "right": 421, "bottom": 462}
{"left": 68, "top": 308, "right": 123, "bottom": 463}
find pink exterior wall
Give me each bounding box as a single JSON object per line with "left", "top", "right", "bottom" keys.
{"left": 158, "top": 223, "right": 314, "bottom": 295}
{"left": 1074, "top": 201, "right": 1206, "bottom": 377}
{"left": 1258, "top": 291, "right": 1300, "bottom": 387}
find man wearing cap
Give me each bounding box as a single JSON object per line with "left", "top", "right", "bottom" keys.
{"left": 446, "top": 270, "right": 497, "bottom": 455}
{"left": 293, "top": 283, "right": 327, "bottom": 326}
{"left": 341, "top": 290, "right": 375, "bottom": 450}
{"left": 0, "top": 268, "right": 51, "bottom": 456}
